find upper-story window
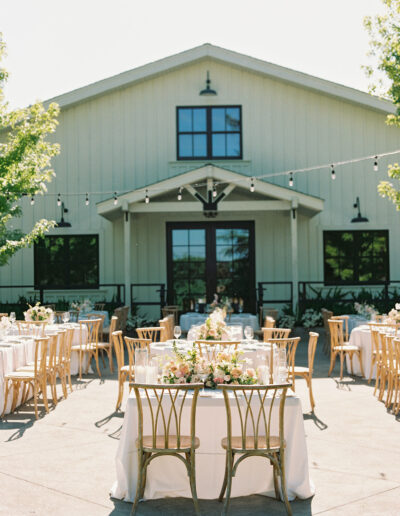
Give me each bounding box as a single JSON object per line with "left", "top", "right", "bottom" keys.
{"left": 177, "top": 106, "right": 242, "bottom": 160}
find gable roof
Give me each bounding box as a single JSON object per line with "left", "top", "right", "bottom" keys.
{"left": 96, "top": 164, "right": 324, "bottom": 220}
{"left": 46, "top": 43, "right": 395, "bottom": 114}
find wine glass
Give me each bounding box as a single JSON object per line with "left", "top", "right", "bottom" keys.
{"left": 10, "top": 312, "right": 16, "bottom": 324}
{"left": 174, "top": 325, "right": 181, "bottom": 341}
{"left": 62, "top": 312, "right": 70, "bottom": 324}
{"left": 244, "top": 325, "right": 253, "bottom": 341}
{"left": 238, "top": 304, "right": 243, "bottom": 313}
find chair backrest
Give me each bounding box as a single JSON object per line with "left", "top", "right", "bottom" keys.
{"left": 47, "top": 334, "right": 59, "bottom": 370}
{"left": 321, "top": 308, "right": 333, "bottom": 337}
{"left": 79, "top": 319, "right": 101, "bottom": 347}
{"left": 328, "top": 319, "right": 344, "bottom": 350}
{"left": 394, "top": 338, "right": 400, "bottom": 375}
{"left": 263, "top": 316, "right": 275, "bottom": 328}
{"left": 108, "top": 316, "right": 118, "bottom": 345}
{"left": 159, "top": 315, "right": 174, "bottom": 340}
{"left": 94, "top": 303, "right": 105, "bottom": 310}
{"left": 69, "top": 310, "right": 79, "bottom": 322}
{"left": 33, "top": 337, "right": 49, "bottom": 377}
{"left": 86, "top": 313, "right": 106, "bottom": 335}
{"left": 136, "top": 327, "right": 165, "bottom": 342}
{"left": 124, "top": 336, "right": 152, "bottom": 378}
{"left": 64, "top": 327, "right": 74, "bottom": 361}
{"left": 114, "top": 306, "right": 129, "bottom": 331}
{"left": 56, "top": 330, "right": 67, "bottom": 365}
{"left": 262, "top": 327, "right": 291, "bottom": 342}
{"left": 17, "top": 320, "right": 47, "bottom": 337}
{"left": 218, "top": 383, "right": 291, "bottom": 451}
{"left": 267, "top": 337, "right": 300, "bottom": 382}
{"left": 374, "top": 314, "right": 387, "bottom": 323}
{"left": 54, "top": 311, "right": 65, "bottom": 324}
{"left": 385, "top": 334, "right": 396, "bottom": 372}
{"left": 307, "top": 332, "right": 319, "bottom": 373}
{"left": 195, "top": 340, "right": 240, "bottom": 361}
{"left": 259, "top": 307, "right": 279, "bottom": 326}
{"left": 132, "top": 383, "right": 202, "bottom": 451}
{"left": 331, "top": 315, "right": 349, "bottom": 340}
{"left": 0, "top": 312, "right": 8, "bottom": 317}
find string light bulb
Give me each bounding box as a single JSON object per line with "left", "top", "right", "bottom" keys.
{"left": 85, "top": 193, "right": 90, "bottom": 206}
{"left": 177, "top": 187, "right": 182, "bottom": 201}
{"left": 250, "top": 178, "right": 255, "bottom": 192}
{"left": 331, "top": 165, "right": 336, "bottom": 180}
{"left": 113, "top": 192, "right": 118, "bottom": 205}
{"left": 373, "top": 156, "right": 378, "bottom": 172}
{"left": 57, "top": 193, "right": 61, "bottom": 207}
{"left": 30, "top": 196, "right": 35, "bottom": 206}
{"left": 145, "top": 190, "right": 149, "bottom": 204}
{"left": 289, "top": 172, "right": 294, "bottom": 187}
{"left": 212, "top": 185, "right": 217, "bottom": 198}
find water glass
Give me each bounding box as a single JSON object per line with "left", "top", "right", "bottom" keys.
{"left": 62, "top": 312, "right": 70, "bottom": 324}
{"left": 9, "top": 312, "right": 16, "bottom": 324}
{"left": 174, "top": 325, "right": 181, "bottom": 339}
{"left": 244, "top": 325, "right": 253, "bottom": 341}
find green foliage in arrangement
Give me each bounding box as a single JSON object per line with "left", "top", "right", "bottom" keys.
{"left": 0, "top": 35, "right": 60, "bottom": 265}
{"left": 364, "top": 1, "right": 400, "bottom": 209}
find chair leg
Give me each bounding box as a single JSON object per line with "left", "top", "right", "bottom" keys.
{"left": 139, "top": 452, "right": 151, "bottom": 500}
{"left": 108, "top": 347, "right": 114, "bottom": 373}
{"left": 187, "top": 450, "right": 201, "bottom": 516}
{"left": 368, "top": 354, "right": 376, "bottom": 384}
{"left": 33, "top": 382, "right": 39, "bottom": 420}
{"left": 41, "top": 379, "right": 49, "bottom": 413}
{"left": 349, "top": 352, "right": 354, "bottom": 375}
{"left": 308, "top": 375, "right": 315, "bottom": 411}
{"left": 358, "top": 351, "right": 365, "bottom": 378}
{"left": 131, "top": 450, "right": 145, "bottom": 515}
{"left": 67, "top": 364, "right": 73, "bottom": 393}
{"left": 278, "top": 449, "right": 292, "bottom": 516}
{"left": 339, "top": 352, "right": 344, "bottom": 380}
{"left": 222, "top": 449, "right": 234, "bottom": 516}
{"left": 116, "top": 377, "right": 124, "bottom": 411}
{"left": 273, "top": 457, "right": 280, "bottom": 500}
{"left": 94, "top": 350, "right": 101, "bottom": 377}
{"left": 374, "top": 364, "right": 381, "bottom": 396}
{"left": 328, "top": 352, "right": 336, "bottom": 376}
{"left": 100, "top": 349, "right": 106, "bottom": 369}
{"left": 218, "top": 451, "right": 229, "bottom": 502}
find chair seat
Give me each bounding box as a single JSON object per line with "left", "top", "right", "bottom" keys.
{"left": 137, "top": 435, "right": 200, "bottom": 450}
{"left": 5, "top": 371, "right": 36, "bottom": 379}
{"left": 97, "top": 342, "right": 111, "bottom": 349}
{"left": 71, "top": 344, "right": 97, "bottom": 351}
{"left": 294, "top": 366, "right": 310, "bottom": 374}
{"left": 120, "top": 365, "right": 133, "bottom": 373}
{"left": 221, "top": 435, "right": 282, "bottom": 451}
{"left": 333, "top": 345, "right": 359, "bottom": 352}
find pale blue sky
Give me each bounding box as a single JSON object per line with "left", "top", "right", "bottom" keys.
{"left": 1, "top": 0, "right": 384, "bottom": 109}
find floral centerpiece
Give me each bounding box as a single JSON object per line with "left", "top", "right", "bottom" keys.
{"left": 387, "top": 303, "right": 400, "bottom": 323}
{"left": 354, "top": 302, "right": 377, "bottom": 320}
{"left": 197, "top": 308, "right": 230, "bottom": 341}
{"left": 162, "top": 342, "right": 257, "bottom": 388}
{"left": 24, "top": 302, "right": 53, "bottom": 322}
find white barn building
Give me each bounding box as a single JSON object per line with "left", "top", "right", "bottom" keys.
{"left": 2, "top": 44, "right": 400, "bottom": 318}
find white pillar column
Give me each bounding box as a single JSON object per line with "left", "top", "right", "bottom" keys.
{"left": 290, "top": 198, "right": 299, "bottom": 312}
{"left": 123, "top": 206, "right": 131, "bottom": 310}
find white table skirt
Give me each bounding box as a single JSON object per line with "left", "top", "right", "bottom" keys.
{"left": 347, "top": 325, "right": 374, "bottom": 379}
{"left": 180, "top": 313, "right": 259, "bottom": 332}
{"left": 111, "top": 391, "right": 314, "bottom": 502}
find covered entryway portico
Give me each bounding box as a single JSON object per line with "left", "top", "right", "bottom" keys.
{"left": 97, "top": 165, "right": 324, "bottom": 313}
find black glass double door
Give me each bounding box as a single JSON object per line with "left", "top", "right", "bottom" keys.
{"left": 167, "top": 222, "right": 255, "bottom": 312}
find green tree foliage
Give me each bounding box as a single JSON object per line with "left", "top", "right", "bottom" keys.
{"left": 364, "top": 0, "right": 400, "bottom": 209}
{"left": 0, "top": 35, "right": 59, "bottom": 265}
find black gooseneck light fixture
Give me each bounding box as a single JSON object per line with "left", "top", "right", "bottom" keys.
{"left": 199, "top": 71, "right": 217, "bottom": 96}
{"left": 351, "top": 197, "right": 369, "bottom": 223}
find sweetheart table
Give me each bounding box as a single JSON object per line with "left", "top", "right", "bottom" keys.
{"left": 111, "top": 390, "right": 315, "bottom": 502}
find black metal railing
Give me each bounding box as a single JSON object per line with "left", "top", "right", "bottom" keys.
{"left": 298, "top": 280, "right": 400, "bottom": 312}
{"left": 257, "top": 281, "right": 293, "bottom": 312}
{"left": 0, "top": 283, "right": 125, "bottom": 305}
{"left": 130, "top": 283, "right": 166, "bottom": 315}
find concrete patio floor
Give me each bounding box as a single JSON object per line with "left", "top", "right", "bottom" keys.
{"left": 0, "top": 332, "right": 399, "bottom": 515}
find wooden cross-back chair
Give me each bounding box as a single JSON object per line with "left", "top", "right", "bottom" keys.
{"left": 331, "top": 315, "right": 349, "bottom": 341}
{"left": 54, "top": 311, "right": 66, "bottom": 324}
{"left": 321, "top": 308, "right": 333, "bottom": 354}
{"left": 217, "top": 383, "right": 292, "bottom": 515}
{"left": 94, "top": 302, "right": 105, "bottom": 310}
{"left": 195, "top": 340, "right": 240, "bottom": 362}
{"left": 2, "top": 337, "right": 49, "bottom": 419}
{"left": 159, "top": 314, "right": 174, "bottom": 341}
{"left": 369, "top": 327, "right": 381, "bottom": 386}
{"left": 130, "top": 383, "right": 203, "bottom": 516}
{"left": 69, "top": 310, "right": 79, "bottom": 322}
{"left": 267, "top": 337, "right": 300, "bottom": 388}
{"left": 294, "top": 332, "right": 319, "bottom": 410}
{"left": 262, "top": 327, "right": 291, "bottom": 342}
{"left": 70, "top": 318, "right": 102, "bottom": 379}
{"left": 392, "top": 338, "right": 400, "bottom": 416}
{"left": 264, "top": 316, "right": 275, "bottom": 328}
{"left": 384, "top": 334, "right": 397, "bottom": 409}
{"left": 112, "top": 332, "right": 152, "bottom": 410}
{"left": 95, "top": 315, "right": 117, "bottom": 373}
{"left": 16, "top": 320, "right": 47, "bottom": 337}
{"left": 136, "top": 327, "right": 165, "bottom": 342}
{"left": 63, "top": 327, "right": 74, "bottom": 394}
{"left": 161, "top": 305, "right": 180, "bottom": 325}
{"left": 328, "top": 319, "right": 364, "bottom": 380}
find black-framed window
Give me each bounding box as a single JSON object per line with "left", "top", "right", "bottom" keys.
{"left": 323, "top": 230, "right": 389, "bottom": 284}
{"left": 34, "top": 235, "right": 99, "bottom": 289}
{"left": 177, "top": 106, "right": 242, "bottom": 160}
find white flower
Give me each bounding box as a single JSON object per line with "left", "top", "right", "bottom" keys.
{"left": 395, "top": 303, "right": 400, "bottom": 310}
{"left": 224, "top": 375, "right": 231, "bottom": 382}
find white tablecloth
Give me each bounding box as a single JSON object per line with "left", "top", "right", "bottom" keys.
{"left": 111, "top": 390, "right": 314, "bottom": 502}
{"left": 180, "top": 313, "right": 259, "bottom": 332}
{"left": 347, "top": 325, "right": 374, "bottom": 378}
{"left": 78, "top": 310, "right": 110, "bottom": 327}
